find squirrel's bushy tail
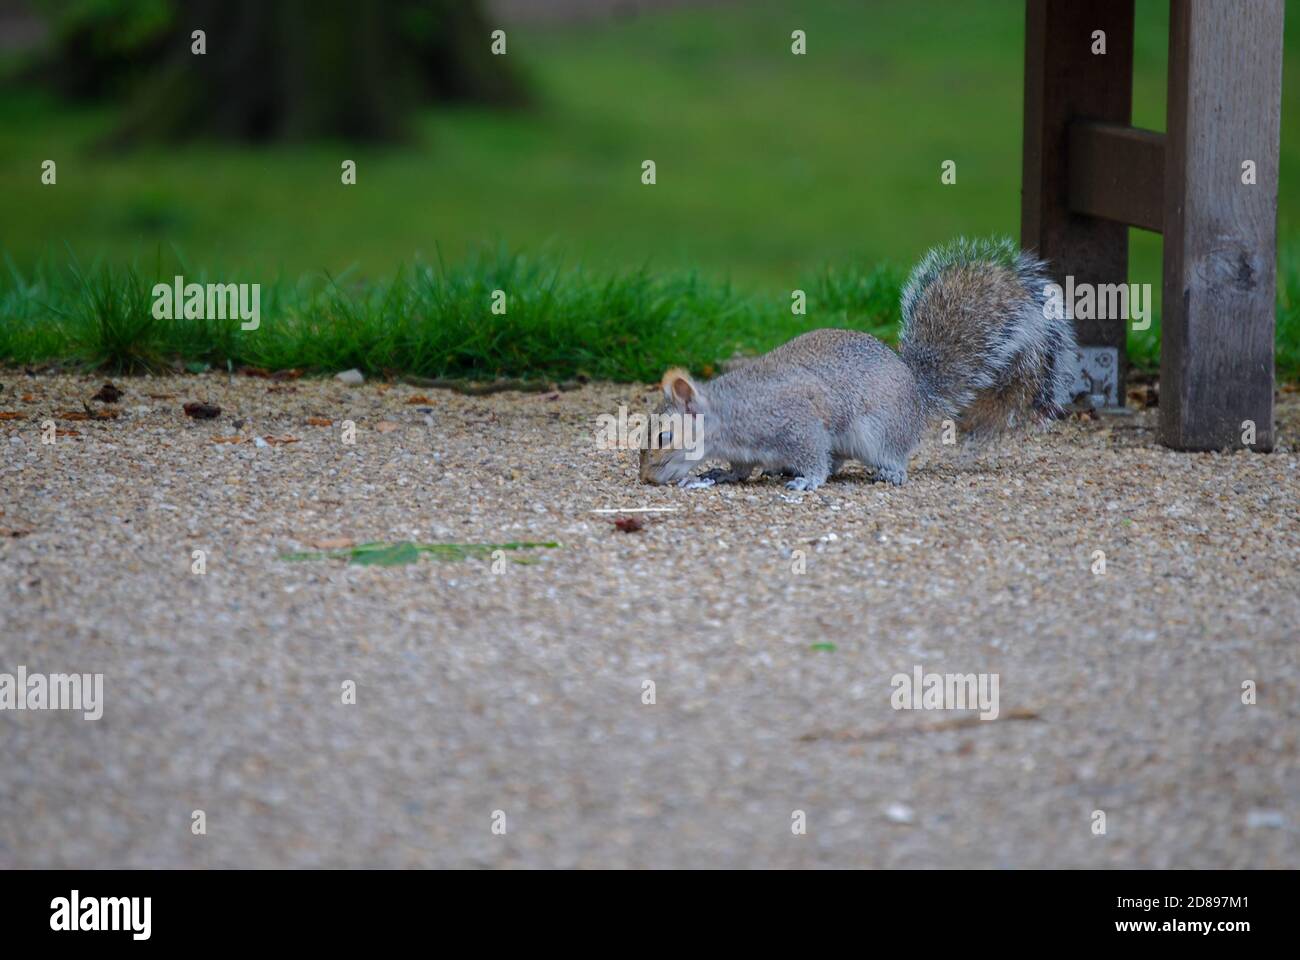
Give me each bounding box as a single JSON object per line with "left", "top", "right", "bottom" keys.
{"left": 898, "top": 237, "right": 1077, "bottom": 437}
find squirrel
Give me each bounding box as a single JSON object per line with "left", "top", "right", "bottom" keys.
{"left": 639, "top": 237, "right": 1078, "bottom": 490}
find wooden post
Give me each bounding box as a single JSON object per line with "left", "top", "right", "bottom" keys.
{"left": 1161, "top": 0, "right": 1283, "bottom": 451}
{"left": 1022, "top": 0, "right": 1135, "bottom": 404}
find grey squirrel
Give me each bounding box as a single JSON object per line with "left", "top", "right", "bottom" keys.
{"left": 639, "top": 237, "right": 1078, "bottom": 490}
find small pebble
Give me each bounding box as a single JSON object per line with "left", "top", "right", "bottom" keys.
{"left": 885, "top": 803, "right": 915, "bottom": 825}
{"left": 1246, "top": 810, "right": 1286, "bottom": 829}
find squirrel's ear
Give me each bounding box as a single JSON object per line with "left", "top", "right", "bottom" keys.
{"left": 661, "top": 368, "right": 698, "bottom": 407}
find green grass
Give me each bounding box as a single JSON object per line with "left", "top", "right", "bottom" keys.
{"left": 1, "top": 0, "right": 1299, "bottom": 377}
{"left": 0, "top": 248, "right": 900, "bottom": 380}
{"left": 3, "top": 246, "right": 1297, "bottom": 382}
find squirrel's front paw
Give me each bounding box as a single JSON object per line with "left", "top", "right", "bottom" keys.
{"left": 678, "top": 476, "right": 717, "bottom": 489}
{"left": 785, "top": 477, "right": 821, "bottom": 492}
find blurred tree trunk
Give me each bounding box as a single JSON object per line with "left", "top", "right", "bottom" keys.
{"left": 27, "top": 0, "right": 529, "bottom": 143}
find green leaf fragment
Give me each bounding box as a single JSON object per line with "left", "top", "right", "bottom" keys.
{"left": 349, "top": 541, "right": 422, "bottom": 566}
{"left": 281, "top": 540, "right": 559, "bottom": 565}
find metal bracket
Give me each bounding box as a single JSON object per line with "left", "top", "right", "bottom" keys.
{"left": 1070, "top": 346, "right": 1120, "bottom": 409}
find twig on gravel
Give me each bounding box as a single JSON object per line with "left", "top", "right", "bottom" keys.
{"left": 798, "top": 708, "right": 1042, "bottom": 743}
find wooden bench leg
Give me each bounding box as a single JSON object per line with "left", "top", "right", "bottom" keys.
{"left": 1161, "top": 0, "right": 1283, "bottom": 451}
{"left": 1022, "top": 0, "right": 1135, "bottom": 405}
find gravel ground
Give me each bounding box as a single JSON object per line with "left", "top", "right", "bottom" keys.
{"left": 2, "top": 372, "right": 1298, "bottom": 869}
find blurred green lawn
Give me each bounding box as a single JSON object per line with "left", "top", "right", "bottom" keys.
{"left": 0, "top": 0, "right": 1298, "bottom": 376}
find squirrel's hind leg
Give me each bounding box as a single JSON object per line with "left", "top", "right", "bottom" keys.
{"left": 844, "top": 411, "right": 917, "bottom": 487}
{"left": 871, "top": 465, "right": 908, "bottom": 486}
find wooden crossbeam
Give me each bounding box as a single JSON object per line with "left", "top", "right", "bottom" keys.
{"left": 1067, "top": 121, "right": 1165, "bottom": 233}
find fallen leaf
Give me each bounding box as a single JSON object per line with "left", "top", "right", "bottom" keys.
{"left": 281, "top": 540, "right": 559, "bottom": 565}
{"left": 55, "top": 428, "right": 79, "bottom": 438}
{"left": 613, "top": 516, "right": 645, "bottom": 532}
{"left": 261, "top": 435, "right": 299, "bottom": 445}
{"left": 211, "top": 436, "right": 247, "bottom": 444}
{"left": 183, "top": 402, "right": 221, "bottom": 419}
{"left": 310, "top": 536, "right": 356, "bottom": 550}
{"left": 21, "top": 394, "right": 35, "bottom": 403}
{"left": 238, "top": 366, "right": 272, "bottom": 378}
{"left": 305, "top": 417, "right": 333, "bottom": 427}
{"left": 375, "top": 421, "right": 400, "bottom": 434}
{"left": 350, "top": 541, "right": 421, "bottom": 566}
{"left": 406, "top": 395, "right": 431, "bottom": 405}
{"left": 92, "top": 382, "right": 123, "bottom": 403}
{"left": 147, "top": 393, "right": 176, "bottom": 400}
{"left": 0, "top": 412, "right": 24, "bottom": 421}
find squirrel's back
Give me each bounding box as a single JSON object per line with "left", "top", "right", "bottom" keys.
{"left": 710, "top": 328, "right": 918, "bottom": 433}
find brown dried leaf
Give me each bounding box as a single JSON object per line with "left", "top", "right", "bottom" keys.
{"left": 310, "top": 536, "right": 355, "bottom": 550}
{"left": 211, "top": 436, "right": 247, "bottom": 444}
{"left": 0, "top": 412, "right": 24, "bottom": 421}
{"left": 613, "top": 516, "right": 645, "bottom": 532}
{"left": 92, "top": 382, "right": 123, "bottom": 403}
{"left": 375, "top": 421, "right": 401, "bottom": 434}
{"left": 406, "top": 395, "right": 431, "bottom": 405}
{"left": 183, "top": 402, "right": 221, "bottom": 419}
{"left": 305, "top": 417, "right": 333, "bottom": 427}
{"left": 261, "top": 435, "right": 300, "bottom": 445}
